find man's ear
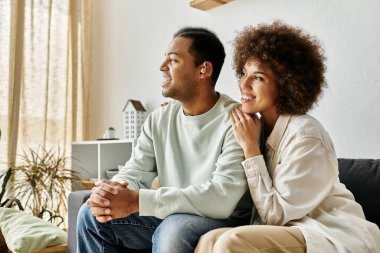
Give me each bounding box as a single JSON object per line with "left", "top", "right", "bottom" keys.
{"left": 200, "top": 63, "right": 207, "bottom": 74}
{"left": 199, "top": 61, "right": 213, "bottom": 79}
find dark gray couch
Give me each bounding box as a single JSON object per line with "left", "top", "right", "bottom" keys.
{"left": 67, "top": 158, "right": 380, "bottom": 253}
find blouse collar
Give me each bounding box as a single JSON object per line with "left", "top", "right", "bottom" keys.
{"left": 266, "top": 115, "right": 291, "bottom": 151}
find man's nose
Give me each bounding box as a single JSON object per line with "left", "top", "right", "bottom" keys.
{"left": 160, "top": 59, "right": 168, "bottom": 71}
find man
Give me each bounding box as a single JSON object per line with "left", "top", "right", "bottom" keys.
{"left": 77, "top": 27, "right": 252, "bottom": 253}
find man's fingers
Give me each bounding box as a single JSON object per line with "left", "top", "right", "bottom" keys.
{"left": 94, "top": 180, "right": 129, "bottom": 194}
{"left": 91, "top": 186, "right": 114, "bottom": 198}
{"left": 90, "top": 205, "right": 113, "bottom": 223}
{"left": 119, "top": 181, "right": 129, "bottom": 187}
{"left": 95, "top": 179, "right": 121, "bottom": 187}
{"left": 90, "top": 206, "right": 111, "bottom": 216}
{"left": 87, "top": 193, "right": 110, "bottom": 206}
{"left": 96, "top": 215, "right": 113, "bottom": 223}
{"left": 93, "top": 181, "right": 118, "bottom": 195}
{"left": 99, "top": 183, "right": 119, "bottom": 195}
{"left": 95, "top": 179, "right": 111, "bottom": 186}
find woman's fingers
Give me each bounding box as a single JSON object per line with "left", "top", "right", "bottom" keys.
{"left": 232, "top": 108, "right": 253, "bottom": 126}
{"left": 230, "top": 110, "right": 236, "bottom": 124}
{"left": 230, "top": 109, "right": 240, "bottom": 125}
{"left": 234, "top": 108, "right": 246, "bottom": 121}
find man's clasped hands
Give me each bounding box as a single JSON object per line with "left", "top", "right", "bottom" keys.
{"left": 87, "top": 180, "right": 139, "bottom": 223}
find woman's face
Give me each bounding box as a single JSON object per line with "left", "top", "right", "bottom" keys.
{"left": 238, "top": 60, "right": 278, "bottom": 119}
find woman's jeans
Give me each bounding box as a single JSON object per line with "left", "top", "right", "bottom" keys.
{"left": 77, "top": 204, "right": 248, "bottom": 253}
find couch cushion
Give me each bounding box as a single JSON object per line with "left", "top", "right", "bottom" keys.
{"left": 338, "top": 158, "right": 380, "bottom": 227}
{"left": 0, "top": 207, "right": 67, "bottom": 253}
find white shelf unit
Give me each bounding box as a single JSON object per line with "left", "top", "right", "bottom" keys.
{"left": 71, "top": 139, "right": 136, "bottom": 181}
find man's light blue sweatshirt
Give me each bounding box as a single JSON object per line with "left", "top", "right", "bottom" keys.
{"left": 114, "top": 93, "right": 253, "bottom": 220}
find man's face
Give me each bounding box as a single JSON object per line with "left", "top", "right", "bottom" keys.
{"left": 159, "top": 36, "right": 199, "bottom": 101}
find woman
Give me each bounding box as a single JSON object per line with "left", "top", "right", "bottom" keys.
{"left": 195, "top": 21, "right": 380, "bottom": 253}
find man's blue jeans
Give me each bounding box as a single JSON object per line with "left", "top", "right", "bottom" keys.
{"left": 77, "top": 204, "right": 248, "bottom": 253}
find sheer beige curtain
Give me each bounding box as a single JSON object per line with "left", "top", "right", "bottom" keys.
{"left": 0, "top": 0, "right": 92, "bottom": 168}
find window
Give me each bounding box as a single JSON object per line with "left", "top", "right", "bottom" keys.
{"left": 0, "top": 0, "right": 91, "bottom": 155}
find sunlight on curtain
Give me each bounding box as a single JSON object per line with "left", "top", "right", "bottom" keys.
{"left": 0, "top": 0, "right": 92, "bottom": 169}
{"left": 0, "top": 0, "right": 11, "bottom": 168}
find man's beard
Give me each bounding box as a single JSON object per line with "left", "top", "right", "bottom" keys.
{"left": 162, "top": 75, "right": 198, "bottom": 102}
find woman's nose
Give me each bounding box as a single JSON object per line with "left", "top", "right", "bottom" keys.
{"left": 239, "top": 78, "right": 251, "bottom": 90}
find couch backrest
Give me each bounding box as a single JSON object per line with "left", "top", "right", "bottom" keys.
{"left": 338, "top": 158, "right": 380, "bottom": 228}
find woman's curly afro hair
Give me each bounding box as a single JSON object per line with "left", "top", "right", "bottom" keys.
{"left": 233, "top": 21, "right": 326, "bottom": 115}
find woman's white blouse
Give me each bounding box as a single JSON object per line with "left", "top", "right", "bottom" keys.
{"left": 243, "top": 114, "right": 380, "bottom": 253}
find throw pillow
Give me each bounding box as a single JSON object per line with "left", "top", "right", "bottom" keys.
{"left": 0, "top": 207, "right": 67, "bottom": 253}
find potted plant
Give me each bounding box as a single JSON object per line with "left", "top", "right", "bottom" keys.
{"left": 0, "top": 167, "right": 23, "bottom": 210}
{"left": 3, "top": 145, "right": 79, "bottom": 227}
{"left": 103, "top": 126, "right": 116, "bottom": 139}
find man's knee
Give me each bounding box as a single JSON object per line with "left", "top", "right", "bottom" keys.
{"left": 152, "top": 214, "right": 200, "bottom": 253}
{"left": 153, "top": 214, "right": 186, "bottom": 241}
{"left": 77, "top": 204, "right": 95, "bottom": 231}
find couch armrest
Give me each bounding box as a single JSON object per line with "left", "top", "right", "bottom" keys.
{"left": 68, "top": 190, "right": 91, "bottom": 253}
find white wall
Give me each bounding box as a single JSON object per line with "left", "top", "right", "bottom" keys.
{"left": 90, "top": 0, "right": 380, "bottom": 158}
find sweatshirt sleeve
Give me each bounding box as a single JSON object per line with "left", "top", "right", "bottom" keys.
{"left": 139, "top": 127, "right": 248, "bottom": 219}
{"left": 112, "top": 114, "right": 157, "bottom": 190}
{"left": 243, "top": 136, "right": 338, "bottom": 225}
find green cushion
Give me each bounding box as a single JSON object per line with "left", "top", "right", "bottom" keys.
{"left": 0, "top": 207, "right": 67, "bottom": 253}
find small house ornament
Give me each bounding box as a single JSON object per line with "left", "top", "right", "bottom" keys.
{"left": 122, "top": 99, "right": 146, "bottom": 140}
